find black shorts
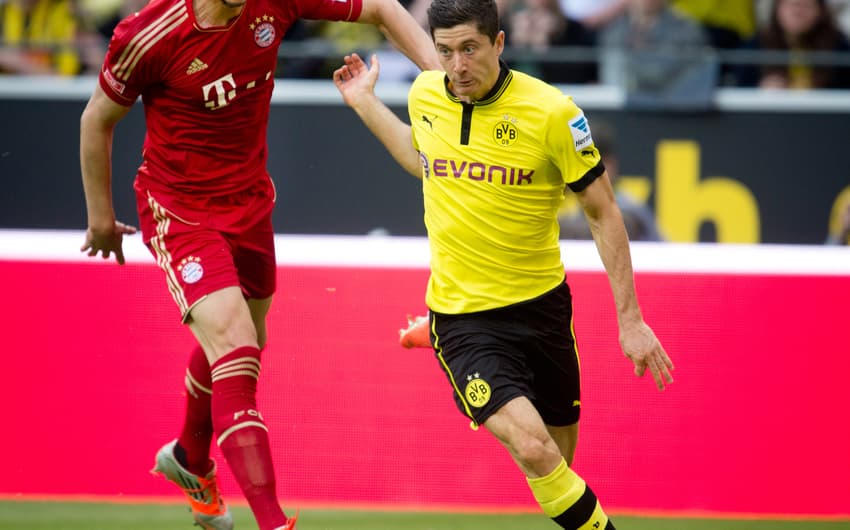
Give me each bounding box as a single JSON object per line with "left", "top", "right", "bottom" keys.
{"left": 430, "top": 280, "right": 581, "bottom": 428}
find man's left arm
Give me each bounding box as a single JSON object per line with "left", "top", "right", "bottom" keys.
{"left": 357, "top": 0, "right": 441, "bottom": 71}
{"left": 577, "top": 172, "right": 675, "bottom": 390}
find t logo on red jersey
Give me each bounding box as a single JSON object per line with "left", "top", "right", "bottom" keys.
{"left": 203, "top": 74, "right": 237, "bottom": 110}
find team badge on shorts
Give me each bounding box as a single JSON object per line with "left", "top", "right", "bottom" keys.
{"left": 178, "top": 256, "right": 204, "bottom": 284}
{"left": 251, "top": 16, "right": 276, "bottom": 48}
{"left": 464, "top": 372, "right": 491, "bottom": 408}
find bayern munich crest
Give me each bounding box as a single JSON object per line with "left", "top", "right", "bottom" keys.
{"left": 253, "top": 19, "right": 276, "bottom": 48}
{"left": 178, "top": 256, "right": 204, "bottom": 284}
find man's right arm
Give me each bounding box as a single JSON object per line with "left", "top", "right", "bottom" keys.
{"left": 357, "top": 0, "right": 440, "bottom": 72}
{"left": 79, "top": 84, "right": 136, "bottom": 264}
{"left": 333, "top": 53, "right": 421, "bottom": 177}
{"left": 576, "top": 172, "right": 674, "bottom": 390}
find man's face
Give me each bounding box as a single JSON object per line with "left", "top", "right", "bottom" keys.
{"left": 433, "top": 23, "right": 504, "bottom": 102}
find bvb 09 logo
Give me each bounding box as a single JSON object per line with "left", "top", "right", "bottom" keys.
{"left": 493, "top": 120, "right": 518, "bottom": 146}
{"left": 465, "top": 374, "right": 491, "bottom": 408}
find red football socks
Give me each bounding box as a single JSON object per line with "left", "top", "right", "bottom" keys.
{"left": 176, "top": 345, "right": 214, "bottom": 476}
{"left": 211, "top": 346, "right": 287, "bottom": 530}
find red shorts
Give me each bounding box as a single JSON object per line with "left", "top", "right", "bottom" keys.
{"left": 135, "top": 178, "right": 277, "bottom": 322}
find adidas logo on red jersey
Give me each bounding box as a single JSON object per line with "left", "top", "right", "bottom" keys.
{"left": 186, "top": 58, "right": 208, "bottom": 75}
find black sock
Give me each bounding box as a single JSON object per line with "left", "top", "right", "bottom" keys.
{"left": 172, "top": 441, "right": 189, "bottom": 468}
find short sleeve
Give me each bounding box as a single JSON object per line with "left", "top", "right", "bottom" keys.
{"left": 546, "top": 96, "right": 605, "bottom": 193}
{"left": 97, "top": 14, "right": 166, "bottom": 105}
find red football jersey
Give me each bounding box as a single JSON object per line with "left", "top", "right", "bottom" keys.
{"left": 99, "top": 0, "right": 362, "bottom": 198}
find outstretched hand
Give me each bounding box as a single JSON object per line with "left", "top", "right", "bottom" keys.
{"left": 80, "top": 220, "right": 137, "bottom": 265}
{"left": 620, "top": 320, "right": 674, "bottom": 391}
{"left": 333, "top": 53, "right": 380, "bottom": 108}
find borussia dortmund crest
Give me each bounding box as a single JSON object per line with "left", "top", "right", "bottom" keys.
{"left": 493, "top": 117, "right": 518, "bottom": 147}
{"left": 464, "top": 372, "right": 491, "bottom": 408}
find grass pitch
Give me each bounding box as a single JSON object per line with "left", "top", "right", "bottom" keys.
{"left": 1, "top": 500, "right": 848, "bottom": 530}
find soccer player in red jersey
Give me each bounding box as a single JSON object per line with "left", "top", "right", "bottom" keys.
{"left": 79, "top": 0, "right": 440, "bottom": 528}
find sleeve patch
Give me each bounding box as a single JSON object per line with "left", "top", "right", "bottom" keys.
{"left": 102, "top": 67, "right": 126, "bottom": 96}
{"left": 568, "top": 112, "right": 593, "bottom": 152}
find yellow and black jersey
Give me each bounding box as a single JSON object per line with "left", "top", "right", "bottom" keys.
{"left": 409, "top": 63, "right": 605, "bottom": 314}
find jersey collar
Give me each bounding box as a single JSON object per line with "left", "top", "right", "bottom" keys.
{"left": 443, "top": 60, "right": 513, "bottom": 106}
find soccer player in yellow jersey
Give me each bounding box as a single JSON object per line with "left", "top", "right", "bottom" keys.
{"left": 334, "top": 0, "right": 674, "bottom": 527}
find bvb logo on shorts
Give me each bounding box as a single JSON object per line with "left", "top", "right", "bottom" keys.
{"left": 493, "top": 119, "right": 518, "bottom": 147}
{"left": 465, "top": 372, "right": 491, "bottom": 408}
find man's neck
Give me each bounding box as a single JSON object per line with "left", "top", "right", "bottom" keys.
{"left": 193, "top": 0, "right": 243, "bottom": 28}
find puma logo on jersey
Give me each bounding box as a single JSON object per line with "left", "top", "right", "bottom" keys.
{"left": 186, "top": 58, "right": 208, "bottom": 75}
{"left": 422, "top": 115, "right": 437, "bottom": 129}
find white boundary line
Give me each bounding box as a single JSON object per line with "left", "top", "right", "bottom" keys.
{"left": 2, "top": 229, "right": 849, "bottom": 276}
{"left": 2, "top": 76, "right": 850, "bottom": 112}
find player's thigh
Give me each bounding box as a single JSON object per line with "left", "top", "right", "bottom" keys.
{"left": 230, "top": 204, "right": 276, "bottom": 349}
{"left": 230, "top": 196, "right": 276, "bottom": 302}
{"left": 188, "top": 286, "right": 258, "bottom": 362}
{"left": 484, "top": 395, "right": 551, "bottom": 449}
{"left": 432, "top": 311, "right": 532, "bottom": 428}
{"left": 247, "top": 295, "right": 273, "bottom": 348}
{"left": 484, "top": 396, "right": 563, "bottom": 477}
{"left": 136, "top": 190, "right": 244, "bottom": 322}
{"left": 525, "top": 282, "right": 582, "bottom": 427}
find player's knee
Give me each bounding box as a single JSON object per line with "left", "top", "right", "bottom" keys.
{"left": 190, "top": 288, "right": 258, "bottom": 346}
{"left": 223, "top": 324, "right": 259, "bottom": 354}
{"left": 512, "top": 435, "right": 559, "bottom": 474}
{"left": 192, "top": 319, "right": 259, "bottom": 361}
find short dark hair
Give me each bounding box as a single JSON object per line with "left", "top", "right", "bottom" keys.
{"left": 427, "top": 0, "right": 500, "bottom": 44}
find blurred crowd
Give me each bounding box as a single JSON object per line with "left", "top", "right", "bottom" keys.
{"left": 2, "top": 0, "right": 847, "bottom": 246}
{"left": 1, "top": 0, "right": 850, "bottom": 91}
{"left": 0, "top": 0, "right": 145, "bottom": 74}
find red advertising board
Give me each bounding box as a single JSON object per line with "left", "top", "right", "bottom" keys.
{"left": 1, "top": 232, "right": 848, "bottom": 516}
